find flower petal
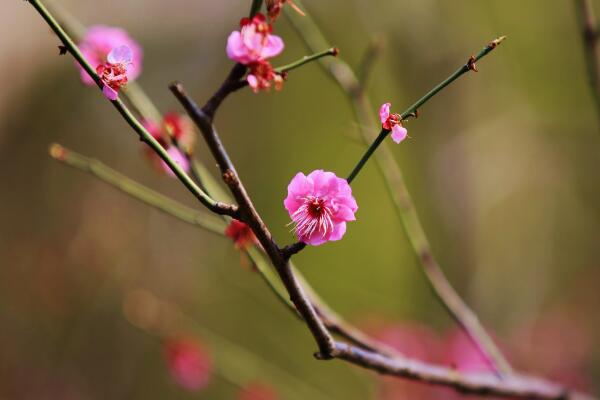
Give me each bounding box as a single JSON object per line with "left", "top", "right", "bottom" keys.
{"left": 379, "top": 102, "right": 391, "bottom": 124}
{"left": 391, "top": 124, "right": 408, "bottom": 144}
{"left": 107, "top": 45, "right": 132, "bottom": 65}
{"left": 102, "top": 85, "right": 118, "bottom": 100}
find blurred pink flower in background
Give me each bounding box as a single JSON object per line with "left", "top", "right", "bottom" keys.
{"left": 284, "top": 170, "right": 357, "bottom": 246}
{"left": 163, "top": 337, "right": 212, "bottom": 391}
{"left": 225, "top": 219, "right": 257, "bottom": 250}
{"left": 162, "top": 146, "right": 190, "bottom": 178}
{"left": 77, "top": 25, "right": 142, "bottom": 85}
{"left": 379, "top": 102, "right": 407, "bottom": 144}
{"left": 142, "top": 113, "right": 196, "bottom": 176}
{"left": 96, "top": 45, "right": 132, "bottom": 100}
{"left": 238, "top": 381, "right": 279, "bottom": 400}
{"left": 442, "top": 329, "right": 498, "bottom": 373}
{"left": 509, "top": 310, "right": 592, "bottom": 391}
{"left": 226, "top": 14, "right": 284, "bottom": 65}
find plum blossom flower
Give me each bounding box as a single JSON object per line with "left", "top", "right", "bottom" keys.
{"left": 226, "top": 14, "right": 284, "bottom": 65}
{"left": 225, "top": 219, "right": 258, "bottom": 250}
{"left": 284, "top": 170, "right": 357, "bottom": 246}
{"left": 78, "top": 25, "right": 142, "bottom": 85}
{"left": 143, "top": 113, "right": 196, "bottom": 177}
{"left": 160, "top": 146, "right": 190, "bottom": 178}
{"left": 96, "top": 45, "right": 133, "bottom": 100}
{"left": 238, "top": 382, "right": 279, "bottom": 400}
{"left": 247, "top": 61, "right": 285, "bottom": 93}
{"left": 266, "top": 0, "right": 305, "bottom": 21}
{"left": 163, "top": 337, "right": 212, "bottom": 391}
{"left": 379, "top": 102, "right": 408, "bottom": 144}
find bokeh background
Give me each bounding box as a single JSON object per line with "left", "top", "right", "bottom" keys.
{"left": 1, "top": 0, "right": 599, "bottom": 398}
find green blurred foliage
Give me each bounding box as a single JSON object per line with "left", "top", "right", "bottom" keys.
{"left": 0, "top": 0, "right": 598, "bottom": 399}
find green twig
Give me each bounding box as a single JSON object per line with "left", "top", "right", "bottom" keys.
{"left": 347, "top": 36, "right": 506, "bottom": 183}
{"left": 275, "top": 47, "right": 339, "bottom": 73}
{"left": 285, "top": 1, "right": 513, "bottom": 376}
{"left": 27, "top": 0, "right": 238, "bottom": 218}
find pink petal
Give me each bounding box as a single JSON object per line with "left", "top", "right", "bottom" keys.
{"left": 226, "top": 31, "right": 249, "bottom": 63}
{"left": 102, "top": 85, "right": 118, "bottom": 100}
{"left": 247, "top": 74, "right": 259, "bottom": 91}
{"left": 391, "top": 124, "right": 408, "bottom": 143}
{"left": 302, "top": 231, "right": 328, "bottom": 246}
{"left": 335, "top": 204, "right": 356, "bottom": 222}
{"left": 162, "top": 147, "right": 190, "bottom": 178}
{"left": 260, "top": 34, "right": 284, "bottom": 59}
{"left": 379, "top": 102, "right": 391, "bottom": 124}
{"left": 327, "top": 221, "right": 347, "bottom": 242}
{"left": 107, "top": 45, "right": 132, "bottom": 65}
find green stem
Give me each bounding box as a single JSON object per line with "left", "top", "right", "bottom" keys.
{"left": 346, "top": 36, "right": 506, "bottom": 183}
{"left": 28, "top": 0, "right": 235, "bottom": 218}
{"left": 285, "top": 1, "right": 513, "bottom": 376}
{"left": 275, "top": 48, "right": 338, "bottom": 74}
{"left": 49, "top": 144, "right": 225, "bottom": 234}
{"left": 249, "top": 0, "right": 263, "bottom": 17}
{"left": 346, "top": 128, "right": 387, "bottom": 183}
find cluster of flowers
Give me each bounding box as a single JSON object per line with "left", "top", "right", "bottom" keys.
{"left": 74, "top": 1, "right": 409, "bottom": 249}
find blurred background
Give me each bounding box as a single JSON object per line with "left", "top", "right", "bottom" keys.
{"left": 1, "top": 0, "right": 599, "bottom": 398}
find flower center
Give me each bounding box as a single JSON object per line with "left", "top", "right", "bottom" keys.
{"left": 290, "top": 196, "right": 334, "bottom": 239}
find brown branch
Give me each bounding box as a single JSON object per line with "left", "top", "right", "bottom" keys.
{"left": 170, "top": 82, "right": 336, "bottom": 359}
{"left": 284, "top": 1, "right": 514, "bottom": 375}
{"left": 575, "top": 0, "right": 600, "bottom": 118}
{"left": 169, "top": 82, "right": 592, "bottom": 399}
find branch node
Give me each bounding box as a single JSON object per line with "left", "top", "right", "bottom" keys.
{"left": 467, "top": 55, "right": 478, "bottom": 72}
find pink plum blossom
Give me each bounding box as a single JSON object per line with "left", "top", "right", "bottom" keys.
{"left": 226, "top": 14, "right": 284, "bottom": 65}
{"left": 284, "top": 170, "right": 357, "bottom": 246}
{"left": 78, "top": 25, "right": 142, "bottom": 85}
{"left": 163, "top": 337, "right": 212, "bottom": 391}
{"left": 161, "top": 146, "right": 190, "bottom": 178}
{"left": 379, "top": 102, "right": 408, "bottom": 144}
{"left": 225, "top": 219, "right": 257, "bottom": 250}
{"left": 247, "top": 60, "right": 285, "bottom": 93}
{"left": 96, "top": 45, "right": 132, "bottom": 100}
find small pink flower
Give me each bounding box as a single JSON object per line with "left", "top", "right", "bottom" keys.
{"left": 379, "top": 102, "right": 408, "bottom": 144}
{"left": 284, "top": 170, "right": 357, "bottom": 246}
{"left": 164, "top": 337, "right": 212, "bottom": 391}
{"left": 247, "top": 60, "right": 285, "bottom": 93}
{"left": 226, "top": 14, "right": 284, "bottom": 64}
{"left": 238, "top": 382, "right": 279, "bottom": 400}
{"left": 96, "top": 45, "right": 132, "bottom": 100}
{"left": 78, "top": 25, "right": 142, "bottom": 85}
{"left": 161, "top": 146, "right": 190, "bottom": 178}
{"left": 225, "top": 219, "right": 258, "bottom": 250}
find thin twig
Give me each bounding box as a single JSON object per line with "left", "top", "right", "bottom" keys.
{"left": 575, "top": 0, "right": 600, "bottom": 118}
{"left": 284, "top": 1, "right": 513, "bottom": 376}
{"left": 357, "top": 34, "right": 384, "bottom": 88}
{"left": 27, "top": 0, "right": 239, "bottom": 219}
{"left": 170, "top": 82, "right": 337, "bottom": 359}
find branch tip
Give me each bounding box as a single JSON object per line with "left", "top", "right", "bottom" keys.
{"left": 49, "top": 143, "right": 67, "bottom": 161}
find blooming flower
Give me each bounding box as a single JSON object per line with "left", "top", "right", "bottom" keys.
{"left": 247, "top": 60, "right": 285, "bottom": 93}
{"left": 238, "top": 382, "right": 279, "bottom": 400}
{"left": 266, "top": 0, "right": 305, "bottom": 21}
{"left": 78, "top": 25, "right": 142, "bottom": 85}
{"left": 225, "top": 219, "right": 257, "bottom": 250}
{"left": 96, "top": 45, "right": 132, "bottom": 100}
{"left": 284, "top": 170, "right": 357, "bottom": 246}
{"left": 143, "top": 113, "right": 196, "bottom": 177}
{"left": 162, "top": 146, "right": 190, "bottom": 178}
{"left": 164, "top": 337, "right": 212, "bottom": 391}
{"left": 226, "top": 14, "right": 284, "bottom": 65}
{"left": 379, "top": 102, "right": 408, "bottom": 144}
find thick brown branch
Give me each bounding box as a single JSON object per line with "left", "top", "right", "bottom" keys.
{"left": 575, "top": 0, "right": 600, "bottom": 117}
{"left": 202, "top": 63, "right": 248, "bottom": 122}
{"left": 170, "top": 82, "right": 336, "bottom": 358}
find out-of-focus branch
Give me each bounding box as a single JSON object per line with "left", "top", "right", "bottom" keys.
{"left": 575, "top": 0, "right": 600, "bottom": 118}
{"left": 284, "top": 0, "right": 512, "bottom": 376}
{"left": 357, "top": 34, "right": 384, "bottom": 89}
{"left": 48, "top": 142, "right": 594, "bottom": 399}
{"left": 27, "top": 0, "right": 240, "bottom": 219}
